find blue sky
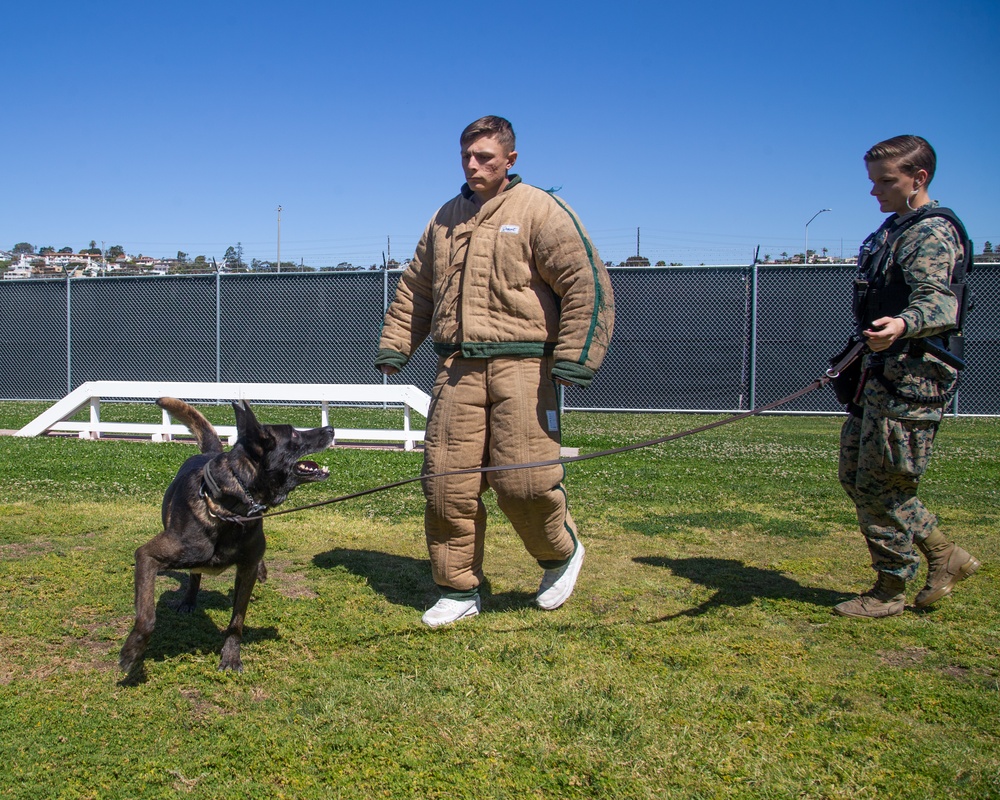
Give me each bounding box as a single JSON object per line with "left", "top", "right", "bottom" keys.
{"left": 4, "top": 0, "right": 998, "bottom": 267}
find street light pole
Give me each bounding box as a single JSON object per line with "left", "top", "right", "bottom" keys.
{"left": 804, "top": 208, "right": 831, "bottom": 265}
{"left": 276, "top": 205, "right": 282, "bottom": 273}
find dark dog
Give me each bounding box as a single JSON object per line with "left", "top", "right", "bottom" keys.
{"left": 119, "top": 397, "right": 334, "bottom": 675}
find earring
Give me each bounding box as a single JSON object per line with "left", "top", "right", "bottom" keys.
{"left": 906, "top": 189, "right": 919, "bottom": 211}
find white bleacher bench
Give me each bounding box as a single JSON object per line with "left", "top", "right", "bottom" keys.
{"left": 16, "top": 381, "right": 430, "bottom": 451}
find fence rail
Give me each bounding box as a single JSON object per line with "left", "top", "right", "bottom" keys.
{"left": 1, "top": 264, "right": 997, "bottom": 416}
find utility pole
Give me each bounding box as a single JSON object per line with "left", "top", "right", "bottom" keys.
{"left": 276, "top": 205, "right": 282, "bottom": 273}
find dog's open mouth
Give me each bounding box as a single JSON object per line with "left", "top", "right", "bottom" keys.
{"left": 295, "top": 461, "right": 330, "bottom": 481}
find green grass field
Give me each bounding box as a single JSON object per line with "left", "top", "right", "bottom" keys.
{"left": 0, "top": 402, "right": 997, "bottom": 799}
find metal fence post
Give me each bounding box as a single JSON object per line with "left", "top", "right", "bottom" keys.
{"left": 382, "top": 267, "right": 389, "bottom": 389}
{"left": 748, "top": 256, "right": 759, "bottom": 410}
{"left": 65, "top": 272, "right": 72, "bottom": 394}
{"left": 216, "top": 270, "right": 222, "bottom": 384}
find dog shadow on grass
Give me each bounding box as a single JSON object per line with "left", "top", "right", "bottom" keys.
{"left": 120, "top": 571, "right": 280, "bottom": 683}
{"left": 312, "top": 548, "right": 536, "bottom": 612}
{"left": 635, "top": 556, "right": 853, "bottom": 620}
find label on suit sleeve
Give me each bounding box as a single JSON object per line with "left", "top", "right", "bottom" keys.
{"left": 546, "top": 410, "right": 559, "bottom": 432}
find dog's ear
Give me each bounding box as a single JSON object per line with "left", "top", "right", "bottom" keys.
{"left": 233, "top": 400, "right": 261, "bottom": 440}
{"left": 233, "top": 399, "right": 256, "bottom": 427}
{"left": 233, "top": 400, "right": 274, "bottom": 458}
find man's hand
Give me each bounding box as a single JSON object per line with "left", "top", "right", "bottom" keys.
{"left": 378, "top": 365, "right": 400, "bottom": 376}
{"left": 863, "top": 316, "right": 906, "bottom": 352}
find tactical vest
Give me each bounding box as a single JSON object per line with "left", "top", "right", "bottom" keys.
{"left": 853, "top": 206, "right": 973, "bottom": 361}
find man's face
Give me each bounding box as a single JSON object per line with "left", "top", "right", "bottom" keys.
{"left": 866, "top": 158, "right": 923, "bottom": 216}
{"left": 461, "top": 135, "right": 517, "bottom": 201}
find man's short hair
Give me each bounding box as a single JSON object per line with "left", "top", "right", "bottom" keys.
{"left": 864, "top": 135, "right": 937, "bottom": 184}
{"left": 460, "top": 116, "right": 516, "bottom": 152}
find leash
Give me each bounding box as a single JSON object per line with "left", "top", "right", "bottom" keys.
{"left": 238, "top": 341, "right": 867, "bottom": 524}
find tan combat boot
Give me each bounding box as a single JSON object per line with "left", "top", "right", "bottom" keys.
{"left": 834, "top": 573, "right": 906, "bottom": 618}
{"left": 914, "top": 531, "right": 981, "bottom": 609}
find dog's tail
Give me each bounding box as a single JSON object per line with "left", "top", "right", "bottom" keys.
{"left": 157, "top": 397, "right": 224, "bottom": 454}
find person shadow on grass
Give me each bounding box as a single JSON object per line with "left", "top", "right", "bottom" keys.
{"left": 309, "top": 550, "right": 853, "bottom": 624}
{"left": 634, "top": 556, "right": 854, "bottom": 620}
{"left": 312, "top": 548, "right": 536, "bottom": 613}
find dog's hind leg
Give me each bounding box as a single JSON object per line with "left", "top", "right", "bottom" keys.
{"left": 177, "top": 573, "right": 203, "bottom": 613}
{"left": 218, "top": 560, "right": 261, "bottom": 672}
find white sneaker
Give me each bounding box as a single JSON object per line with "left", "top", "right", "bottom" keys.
{"left": 421, "top": 596, "right": 481, "bottom": 628}
{"left": 536, "top": 542, "right": 585, "bottom": 610}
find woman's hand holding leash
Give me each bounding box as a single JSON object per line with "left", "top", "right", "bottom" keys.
{"left": 863, "top": 316, "right": 906, "bottom": 352}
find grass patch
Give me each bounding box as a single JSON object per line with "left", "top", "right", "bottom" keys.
{"left": 0, "top": 404, "right": 997, "bottom": 798}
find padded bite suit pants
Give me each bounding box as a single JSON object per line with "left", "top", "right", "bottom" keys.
{"left": 422, "top": 355, "right": 578, "bottom": 593}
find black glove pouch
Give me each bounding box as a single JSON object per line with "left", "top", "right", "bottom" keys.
{"left": 828, "top": 338, "right": 863, "bottom": 407}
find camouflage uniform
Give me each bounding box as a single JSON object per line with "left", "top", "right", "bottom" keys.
{"left": 838, "top": 201, "right": 961, "bottom": 581}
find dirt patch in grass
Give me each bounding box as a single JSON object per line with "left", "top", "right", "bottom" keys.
{"left": 940, "top": 664, "right": 971, "bottom": 679}
{"left": 180, "top": 687, "right": 235, "bottom": 719}
{"left": 0, "top": 540, "right": 53, "bottom": 560}
{"left": 878, "top": 650, "right": 989, "bottom": 684}
{"left": 877, "top": 646, "right": 930, "bottom": 667}
{"left": 1, "top": 632, "right": 119, "bottom": 685}
{"left": 263, "top": 559, "right": 319, "bottom": 600}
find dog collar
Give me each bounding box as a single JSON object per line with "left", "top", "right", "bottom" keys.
{"left": 201, "top": 461, "right": 267, "bottom": 520}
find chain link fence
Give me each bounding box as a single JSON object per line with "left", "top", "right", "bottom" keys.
{"left": 1, "top": 264, "right": 997, "bottom": 415}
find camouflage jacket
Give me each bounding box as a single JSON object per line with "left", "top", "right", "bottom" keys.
{"left": 859, "top": 201, "right": 963, "bottom": 421}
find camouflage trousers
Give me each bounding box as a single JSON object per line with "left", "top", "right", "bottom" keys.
{"left": 838, "top": 407, "right": 942, "bottom": 581}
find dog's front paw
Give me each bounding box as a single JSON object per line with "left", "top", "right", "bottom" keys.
{"left": 119, "top": 631, "right": 148, "bottom": 673}
{"left": 219, "top": 638, "right": 244, "bottom": 672}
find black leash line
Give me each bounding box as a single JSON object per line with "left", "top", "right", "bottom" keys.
{"left": 242, "top": 342, "right": 866, "bottom": 524}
